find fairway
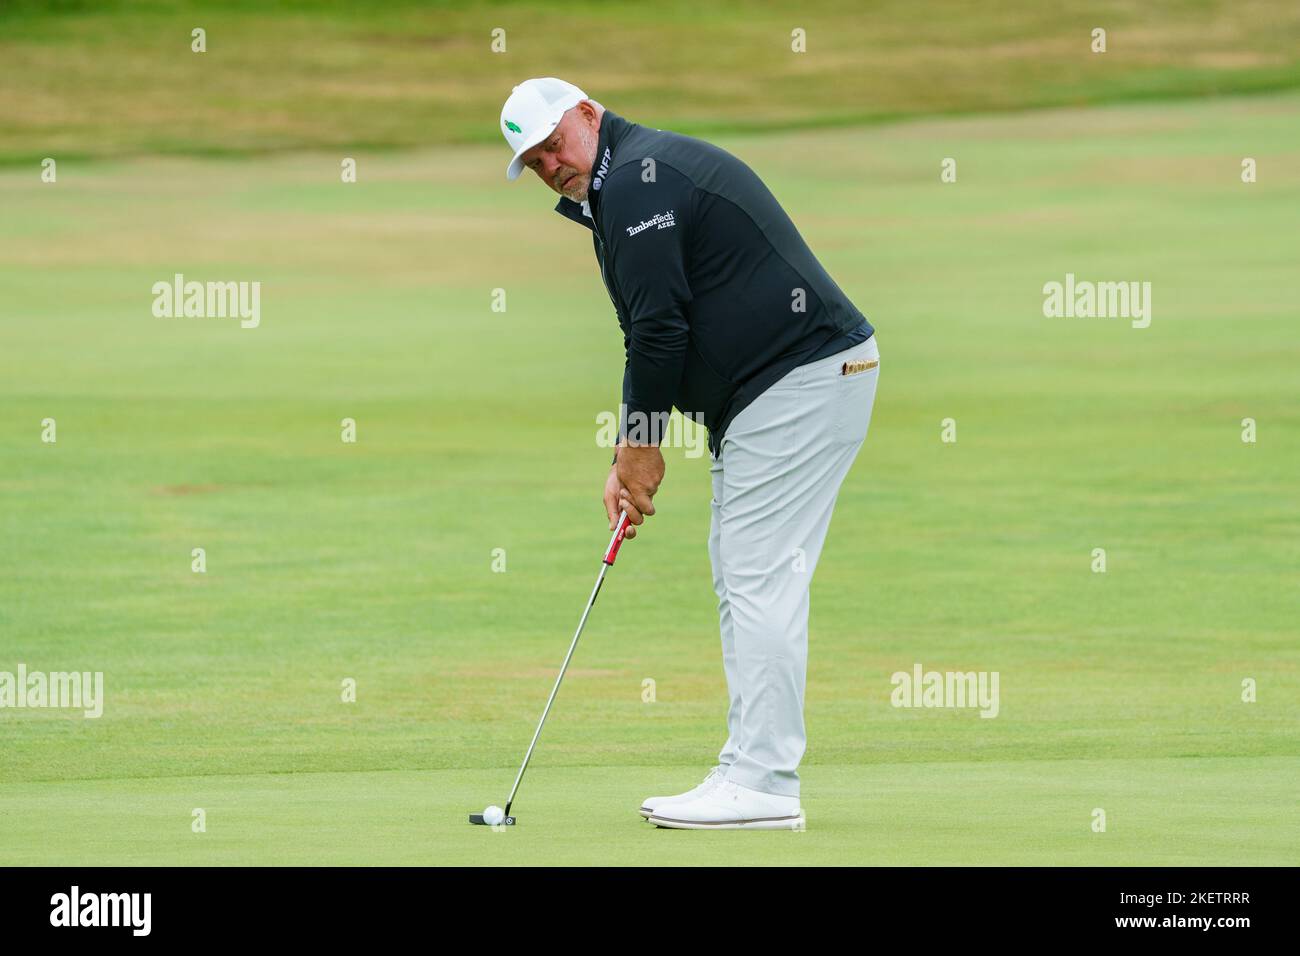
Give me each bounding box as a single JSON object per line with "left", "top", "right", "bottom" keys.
{"left": 2, "top": 90, "right": 1298, "bottom": 865}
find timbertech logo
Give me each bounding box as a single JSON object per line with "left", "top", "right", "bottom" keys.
{"left": 50, "top": 886, "right": 151, "bottom": 936}
{"left": 0, "top": 664, "right": 104, "bottom": 718}
{"left": 890, "top": 663, "right": 1000, "bottom": 718}
{"left": 1042, "top": 272, "right": 1151, "bottom": 328}
{"left": 152, "top": 273, "right": 261, "bottom": 328}
{"left": 626, "top": 210, "right": 675, "bottom": 236}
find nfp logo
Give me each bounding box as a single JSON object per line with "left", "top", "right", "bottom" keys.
{"left": 592, "top": 147, "right": 611, "bottom": 191}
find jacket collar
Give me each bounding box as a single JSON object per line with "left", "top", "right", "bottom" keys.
{"left": 555, "top": 195, "right": 593, "bottom": 229}
{"left": 553, "top": 109, "right": 628, "bottom": 230}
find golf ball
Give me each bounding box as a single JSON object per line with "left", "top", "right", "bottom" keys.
{"left": 483, "top": 805, "right": 505, "bottom": 826}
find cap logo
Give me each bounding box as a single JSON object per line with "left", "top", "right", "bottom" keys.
{"left": 505, "top": 120, "right": 522, "bottom": 133}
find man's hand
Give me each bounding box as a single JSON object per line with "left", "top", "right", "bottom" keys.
{"left": 614, "top": 442, "right": 665, "bottom": 530}
{"left": 603, "top": 463, "right": 637, "bottom": 540}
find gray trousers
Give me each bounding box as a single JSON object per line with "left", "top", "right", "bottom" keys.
{"left": 710, "top": 334, "right": 880, "bottom": 797}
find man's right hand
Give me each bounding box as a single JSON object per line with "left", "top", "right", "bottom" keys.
{"left": 603, "top": 463, "right": 637, "bottom": 539}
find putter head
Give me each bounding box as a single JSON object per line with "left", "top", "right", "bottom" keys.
{"left": 468, "top": 814, "right": 516, "bottom": 826}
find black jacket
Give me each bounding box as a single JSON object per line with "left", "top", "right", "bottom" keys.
{"left": 556, "top": 110, "right": 873, "bottom": 456}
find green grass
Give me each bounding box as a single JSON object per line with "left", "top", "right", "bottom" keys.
{"left": 3, "top": 0, "right": 1300, "bottom": 163}
{"left": 0, "top": 759, "right": 1291, "bottom": 865}
{"left": 1, "top": 88, "right": 1298, "bottom": 864}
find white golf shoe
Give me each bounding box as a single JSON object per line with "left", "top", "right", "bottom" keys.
{"left": 639, "top": 766, "right": 726, "bottom": 819}
{"left": 648, "top": 778, "right": 802, "bottom": 830}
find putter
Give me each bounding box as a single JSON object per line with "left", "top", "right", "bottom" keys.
{"left": 469, "top": 510, "right": 632, "bottom": 826}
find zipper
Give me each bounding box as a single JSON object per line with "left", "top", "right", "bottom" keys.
{"left": 594, "top": 229, "right": 625, "bottom": 321}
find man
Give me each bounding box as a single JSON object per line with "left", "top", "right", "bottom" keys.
{"left": 501, "top": 78, "right": 880, "bottom": 830}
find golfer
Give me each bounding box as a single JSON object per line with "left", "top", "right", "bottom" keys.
{"left": 501, "top": 78, "right": 880, "bottom": 829}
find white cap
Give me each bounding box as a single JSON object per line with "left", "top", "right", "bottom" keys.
{"left": 500, "top": 77, "right": 588, "bottom": 181}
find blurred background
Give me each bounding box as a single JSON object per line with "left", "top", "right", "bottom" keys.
{"left": 3, "top": 0, "right": 1300, "bottom": 162}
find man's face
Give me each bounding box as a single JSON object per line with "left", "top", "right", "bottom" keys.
{"left": 520, "top": 104, "right": 600, "bottom": 202}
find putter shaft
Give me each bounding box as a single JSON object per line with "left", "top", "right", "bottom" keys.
{"left": 504, "top": 512, "right": 631, "bottom": 817}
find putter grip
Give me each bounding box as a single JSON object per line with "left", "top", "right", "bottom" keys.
{"left": 603, "top": 511, "right": 631, "bottom": 565}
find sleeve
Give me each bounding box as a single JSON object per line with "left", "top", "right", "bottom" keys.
{"left": 615, "top": 359, "right": 630, "bottom": 462}
{"left": 602, "top": 165, "right": 694, "bottom": 445}
{"left": 618, "top": 357, "right": 630, "bottom": 439}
